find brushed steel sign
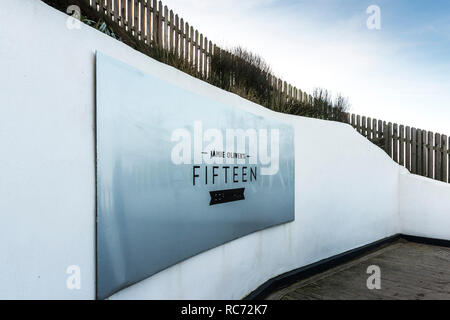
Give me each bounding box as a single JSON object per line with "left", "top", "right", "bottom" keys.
{"left": 96, "top": 52, "right": 295, "bottom": 299}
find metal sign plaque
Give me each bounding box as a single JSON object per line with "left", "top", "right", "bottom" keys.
{"left": 96, "top": 52, "right": 295, "bottom": 299}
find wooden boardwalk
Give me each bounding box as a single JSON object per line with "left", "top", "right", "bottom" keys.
{"left": 267, "top": 240, "right": 450, "bottom": 300}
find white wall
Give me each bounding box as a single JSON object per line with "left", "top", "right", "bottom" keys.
{"left": 399, "top": 169, "right": 450, "bottom": 241}
{"left": 0, "top": 0, "right": 448, "bottom": 300}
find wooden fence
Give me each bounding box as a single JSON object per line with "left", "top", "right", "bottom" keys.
{"left": 87, "top": 0, "right": 314, "bottom": 105}
{"left": 347, "top": 114, "right": 449, "bottom": 183}
{"left": 85, "top": 0, "right": 449, "bottom": 184}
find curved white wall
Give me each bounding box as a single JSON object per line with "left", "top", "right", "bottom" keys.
{"left": 399, "top": 170, "right": 450, "bottom": 241}
{"left": 0, "top": 0, "right": 448, "bottom": 299}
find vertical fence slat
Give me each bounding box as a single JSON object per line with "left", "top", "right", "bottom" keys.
{"left": 378, "top": 120, "right": 383, "bottom": 142}
{"left": 189, "top": 26, "right": 194, "bottom": 66}
{"left": 411, "top": 128, "right": 417, "bottom": 174}
{"left": 203, "top": 37, "right": 207, "bottom": 78}
{"left": 120, "top": 0, "right": 126, "bottom": 27}
{"left": 114, "top": 0, "right": 119, "bottom": 22}
{"left": 428, "top": 131, "right": 433, "bottom": 179}
{"left": 399, "top": 125, "right": 404, "bottom": 166}
{"left": 146, "top": 0, "right": 151, "bottom": 44}
{"left": 194, "top": 30, "right": 199, "bottom": 73}
{"left": 157, "top": 1, "right": 163, "bottom": 46}
{"left": 435, "top": 133, "right": 441, "bottom": 181}
{"left": 405, "top": 126, "right": 411, "bottom": 171}
{"left": 141, "top": 0, "right": 146, "bottom": 40}
{"left": 345, "top": 112, "right": 350, "bottom": 124}
{"left": 367, "top": 118, "right": 372, "bottom": 140}
{"left": 442, "top": 135, "right": 448, "bottom": 183}
{"left": 417, "top": 129, "right": 423, "bottom": 175}
{"left": 108, "top": 0, "right": 113, "bottom": 18}
{"left": 441, "top": 134, "right": 450, "bottom": 182}
{"left": 272, "top": 77, "right": 278, "bottom": 109}
{"left": 127, "top": 0, "right": 133, "bottom": 31}
{"left": 372, "top": 119, "right": 377, "bottom": 140}
{"left": 134, "top": 0, "right": 140, "bottom": 37}
{"left": 271, "top": 77, "right": 277, "bottom": 109}
{"left": 163, "top": 5, "right": 168, "bottom": 49}
{"left": 361, "top": 116, "right": 366, "bottom": 137}
{"left": 169, "top": 10, "right": 174, "bottom": 53}
{"left": 208, "top": 41, "right": 213, "bottom": 79}
{"left": 422, "top": 130, "right": 427, "bottom": 177}
{"left": 288, "top": 84, "right": 294, "bottom": 103}
{"left": 199, "top": 33, "right": 204, "bottom": 76}
{"left": 278, "top": 79, "right": 283, "bottom": 109}
{"left": 174, "top": 14, "right": 179, "bottom": 56}
{"left": 385, "top": 122, "right": 392, "bottom": 158}
{"left": 152, "top": 0, "right": 158, "bottom": 43}
{"left": 180, "top": 19, "right": 185, "bottom": 60}
{"left": 393, "top": 123, "right": 398, "bottom": 162}
{"left": 185, "top": 22, "right": 190, "bottom": 63}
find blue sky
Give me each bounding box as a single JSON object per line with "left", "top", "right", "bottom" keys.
{"left": 163, "top": 0, "right": 450, "bottom": 134}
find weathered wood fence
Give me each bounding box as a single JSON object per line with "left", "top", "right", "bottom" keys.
{"left": 86, "top": 0, "right": 449, "bottom": 184}
{"left": 87, "top": 0, "right": 314, "bottom": 104}
{"left": 347, "top": 114, "right": 449, "bottom": 183}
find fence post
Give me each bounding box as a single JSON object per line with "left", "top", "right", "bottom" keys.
{"left": 146, "top": 2, "right": 152, "bottom": 45}
{"left": 399, "top": 125, "right": 404, "bottom": 166}
{"left": 442, "top": 135, "right": 448, "bottom": 183}
{"left": 435, "top": 133, "right": 441, "bottom": 181}
{"left": 393, "top": 123, "right": 398, "bottom": 163}
{"left": 120, "top": 0, "right": 126, "bottom": 27}
{"left": 114, "top": 0, "right": 119, "bottom": 22}
{"left": 134, "top": 0, "right": 140, "bottom": 38}
{"left": 194, "top": 30, "right": 199, "bottom": 73}
{"left": 411, "top": 128, "right": 417, "bottom": 174}
{"left": 127, "top": 0, "right": 133, "bottom": 32}
{"left": 141, "top": 1, "right": 146, "bottom": 40}
{"left": 372, "top": 119, "right": 377, "bottom": 140}
{"left": 417, "top": 129, "right": 423, "bottom": 175}
{"left": 378, "top": 120, "right": 383, "bottom": 142}
{"left": 180, "top": 19, "right": 185, "bottom": 59}
{"left": 174, "top": 15, "right": 179, "bottom": 56}
{"left": 357, "top": 115, "right": 361, "bottom": 133}
{"left": 427, "top": 131, "right": 433, "bottom": 179}
{"left": 385, "top": 122, "right": 392, "bottom": 158}
{"left": 421, "top": 130, "right": 427, "bottom": 177}
{"left": 169, "top": 10, "right": 174, "bottom": 53}
{"left": 152, "top": 0, "right": 158, "bottom": 44}
{"left": 106, "top": 0, "right": 112, "bottom": 18}
{"left": 188, "top": 25, "right": 193, "bottom": 66}
{"left": 405, "top": 126, "right": 411, "bottom": 171}
{"left": 208, "top": 41, "right": 213, "bottom": 79}
{"left": 203, "top": 37, "right": 208, "bottom": 78}
{"left": 198, "top": 33, "right": 203, "bottom": 78}
{"left": 367, "top": 118, "right": 372, "bottom": 140}
{"left": 361, "top": 116, "right": 366, "bottom": 137}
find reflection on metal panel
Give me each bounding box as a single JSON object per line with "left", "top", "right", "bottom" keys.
{"left": 96, "top": 52, "right": 295, "bottom": 299}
